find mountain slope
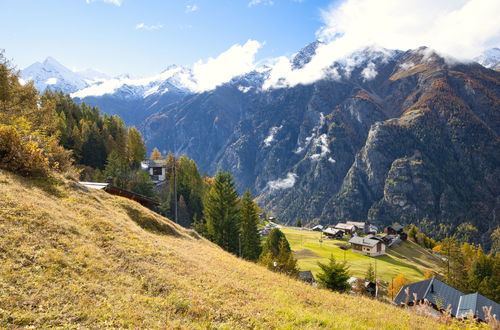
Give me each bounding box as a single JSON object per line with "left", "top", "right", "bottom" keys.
{"left": 21, "top": 57, "right": 92, "bottom": 94}
{"left": 0, "top": 170, "right": 442, "bottom": 328}
{"left": 142, "top": 46, "right": 500, "bottom": 247}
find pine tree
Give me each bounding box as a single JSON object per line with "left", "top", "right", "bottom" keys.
{"left": 240, "top": 190, "right": 262, "bottom": 261}
{"left": 104, "top": 151, "right": 130, "bottom": 188}
{"left": 316, "top": 255, "right": 351, "bottom": 292}
{"left": 204, "top": 171, "right": 240, "bottom": 254}
{"left": 365, "top": 263, "right": 375, "bottom": 282}
{"left": 259, "top": 228, "right": 297, "bottom": 276}
{"left": 296, "top": 219, "right": 302, "bottom": 227}
{"left": 129, "top": 170, "right": 157, "bottom": 198}
{"left": 261, "top": 228, "right": 290, "bottom": 257}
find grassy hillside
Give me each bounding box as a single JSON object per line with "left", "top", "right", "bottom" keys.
{"left": 282, "top": 228, "right": 444, "bottom": 283}
{"left": 0, "top": 171, "right": 444, "bottom": 328}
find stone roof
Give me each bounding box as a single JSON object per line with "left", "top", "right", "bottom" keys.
{"left": 335, "top": 223, "right": 356, "bottom": 231}
{"left": 299, "top": 271, "right": 315, "bottom": 281}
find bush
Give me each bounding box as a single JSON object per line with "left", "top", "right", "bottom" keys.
{"left": 0, "top": 119, "right": 72, "bottom": 176}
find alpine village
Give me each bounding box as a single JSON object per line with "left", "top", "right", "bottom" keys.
{"left": 1, "top": 1, "right": 500, "bottom": 328}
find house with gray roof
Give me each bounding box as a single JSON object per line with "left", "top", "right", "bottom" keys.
{"left": 348, "top": 236, "right": 386, "bottom": 256}
{"left": 394, "top": 278, "right": 499, "bottom": 322}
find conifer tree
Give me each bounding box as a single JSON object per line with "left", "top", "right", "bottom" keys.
{"left": 104, "top": 151, "right": 130, "bottom": 188}
{"left": 204, "top": 171, "right": 240, "bottom": 254}
{"left": 365, "top": 263, "right": 375, "bottom": 282}
{"left": 259, "top": 228, "right": 298, "bottom": 275}
{"left": 150, "top": 147, "right": 163, "bottom": 160}
{"left": 127, "top": 126, "right": 146, "bottom": 168}
{"left": 240, "top": 190, "right": 262, "bottom": 261}
{"left": 316, "top": 255, "right": 351, "bottom": 292}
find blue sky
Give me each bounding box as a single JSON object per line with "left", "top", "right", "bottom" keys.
{"left": 0, "top": 0, "right": 333, "bottom": 75}
{"left": 2, "top": 0, "right": 498, "bottom": 80}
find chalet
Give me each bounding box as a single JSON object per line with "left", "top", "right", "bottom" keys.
{"left": 334, "top": 223, "right": 356, "bottom": 235}
{"left": 141, "top": 159, "right": 168, "bottom": 183}
{"left": 394, "top": 278, "right": 499, "bottom": 323}
{"left": 348, "top": 236, "right": 386, "bottom": 256}
{"left": 299, "top": 271, "right": 315, "bottom": 284}
{"left": 346, "top": 221, "right": 367, "bottom": 234}
{"left": 323, "top": 227, "right": 344, "bottom": 239}
{"left": 384, "top": 224, "right": 404, "bottom": 235}
{"left": 79, "top": 182, "right": 160, "bottom": 208}
{"left": 311, "top": 225, "right": 324, "bottom": 232}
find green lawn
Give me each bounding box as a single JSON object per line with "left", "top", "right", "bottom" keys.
{"left": 282, "top": 228, "right": 444, "bottom": 284}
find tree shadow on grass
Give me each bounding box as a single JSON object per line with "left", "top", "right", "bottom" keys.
{"left": 387, "top": 249, "right": 432, "bottom": 269}
{"left": 376, "top": 254, "right": 423, "bottom": 276}
{"left": 121, "top": 203, "right": 182, "bottom": 237}
{"left": 16, "top": 174, "right": 67, "bottom": 198}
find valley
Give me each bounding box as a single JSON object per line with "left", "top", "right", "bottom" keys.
{"left": 281, "top": 228, "right": 444, "bottom": 283}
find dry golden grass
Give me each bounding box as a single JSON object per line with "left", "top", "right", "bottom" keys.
{"left": 0, "top": 170, "right": 446, "bottom": 328}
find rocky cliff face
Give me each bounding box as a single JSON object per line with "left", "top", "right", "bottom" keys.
{"left": 141, "top": 47, "right": 500, "bottom": 245}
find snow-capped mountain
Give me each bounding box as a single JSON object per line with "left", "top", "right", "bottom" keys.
{"left": 474, "top": 48, "right": 500, "bottom": 70}
{"left": 71, "top": 65, "right": 196, "bottom": 100}
{"left": 21, "top": 57, "right": 90, "bottom": 94}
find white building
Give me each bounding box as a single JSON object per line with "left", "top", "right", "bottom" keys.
{"left": 141, "top": 159, "right": 168, "bottom": 183}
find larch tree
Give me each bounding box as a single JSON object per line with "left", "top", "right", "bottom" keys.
{"left": 240, "top": 190, "right": 262, "bottom": 261}
{"left": 127, "top": 126, "right": 146, "bottom": 168}
{"left": 150, "top": 147, "right": 163, "bottom": 160}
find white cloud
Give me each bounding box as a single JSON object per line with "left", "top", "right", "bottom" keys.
{"left": 317, "top": 0, "right": 500, "bottom": 61}
{"left": 135, "top": 23, "right": 163, "bottom": 31}
{"left": 264, "top": 0, "right": 500, "bottom": 89}
{"left": 268, "top": 172, "right": 298, "bottom": 190}
{"left": 361, "top": 62, "right": 377, "bottom": 81}
{"left": 186, "top": 4, "right": 199, "bottom": 12}
{"left": 85, "top": 0, "right": 122, "bottom": 6}
{"left": 191, "top": 40, "right": 262, "bottom": 92}
{"left": 248, "top": 0, "right": 274, "bottom": 7}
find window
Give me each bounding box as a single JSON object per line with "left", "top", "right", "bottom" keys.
{"left": 152, "top": 167, "right": 162, "bottom": 175}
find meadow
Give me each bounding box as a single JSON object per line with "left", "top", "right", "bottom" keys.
{"left": 0, "top": 170, "right": 445, "bottom": 328}
{"left": 282, "top": 228, "right": 444, "bottom": 284}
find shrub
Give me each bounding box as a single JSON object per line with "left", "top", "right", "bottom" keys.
{"left": 0, "top": 119, "right": 72, "bottom": 176}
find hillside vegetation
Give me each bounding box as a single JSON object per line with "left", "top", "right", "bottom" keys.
{"left": 282, "top": 228, "right": 444, "bottom": 283}
{"left": 0, "top": 170, "right": 444, "bottom": 328}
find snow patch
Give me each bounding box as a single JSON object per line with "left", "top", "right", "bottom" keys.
{"left": 263, "top": 125, "right": 283, "bottom": 147}
{"left": 310, "top": 134, "right": 330, "bottom": 160}
{"left": 144, "top": 85, "right": 160, "bottom": 97}
{"left": 238, "top": 85, "right": 252, "bottom": 93}
{"left": 45, "top": 77, "right": 58, "bottom": 85}
{"left": 267, "top": 172, "right": 297, "bottom": 190}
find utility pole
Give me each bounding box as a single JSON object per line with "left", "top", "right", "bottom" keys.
{"left": 173, "top": 128, "right": 178, "bottom": 224}
{"left": 391, "top": 277, "right": 394, "bottom": 301}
